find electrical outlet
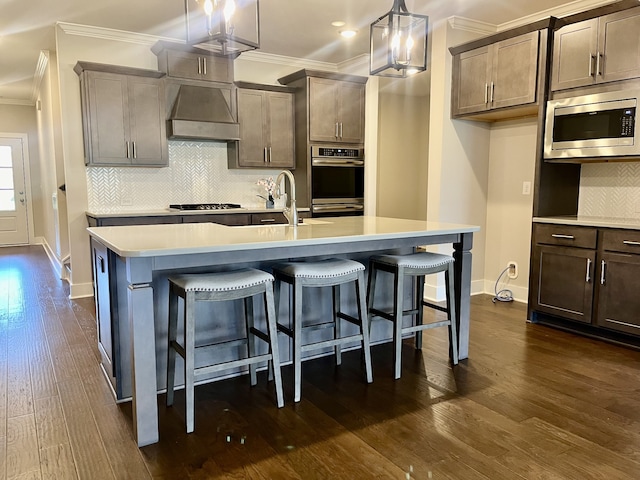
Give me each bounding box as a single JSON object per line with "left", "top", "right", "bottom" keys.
{"left": 507, "top": 261, "right": 518, "bottom": 279}
{"left": 522, "top": 181, "right": 531, "bottom": 195}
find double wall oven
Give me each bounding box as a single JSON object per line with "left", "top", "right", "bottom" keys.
{"left": 310, "top": 145, "right": 364, "bottom": 216}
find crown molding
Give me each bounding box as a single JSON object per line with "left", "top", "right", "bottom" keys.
{"left": 448, "top": 17, "right": 498, "bottom": 35}
{"left": 239, "top": 50, "right": 337, "bottom": 71}
{"left": 337, "top": 54, "right": 369, "bottom": 75}
{"left": 56, "top": 21, "right": 177, "bottom": 46}
{"left": 498, "top": 0, "right": 618, "bottom": 30}
{"left": 31, "top": 50, "right": 49, "bottom": 104}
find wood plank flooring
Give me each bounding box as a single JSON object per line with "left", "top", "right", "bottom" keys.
{"left": 1, "top": 245, "right": 640, "bottom": 479}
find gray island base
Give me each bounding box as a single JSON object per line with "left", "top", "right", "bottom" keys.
{"left": 87, "top": 216, "right": 479, "bottom": 447}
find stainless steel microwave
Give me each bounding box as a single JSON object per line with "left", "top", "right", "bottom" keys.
{"left": 544, "top": 89, "right": 640, "bottom": 160}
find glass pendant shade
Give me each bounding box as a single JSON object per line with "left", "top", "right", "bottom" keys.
{"left": 184, "top": 0, "right": 260, "bottom": 57}
{"left": 370, "top": 0, "right": 428, "bottom": 77}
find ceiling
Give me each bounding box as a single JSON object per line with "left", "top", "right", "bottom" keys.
{"left": 0, "top": 0, "right": 614, "bottom": 104}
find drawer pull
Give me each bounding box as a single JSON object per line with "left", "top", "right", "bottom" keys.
{"left": 622, "top": 240, "right": 640, "bottom": 246}
{"left": 260, "top": 218, "right": 276, "bottom": 223}
{"left": 600, "top": 260, "right": 606, "bottom": 285}
{"left": 586, "top": 258, "right": 592, "bottom": 283}
{"left": 551, "top": 234, "right": 575, "bottom": 240}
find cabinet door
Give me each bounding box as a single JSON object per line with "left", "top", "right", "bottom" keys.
{"left": 85, "top": 72, "right": 130, "bottom": 165}
{"left": 237, "top": 89, "right": 269, "bottom": 167}
{"left": 551, "top": 19, "right": 598, "bottom": 91}
{"left": 309, "top": 77, "right": 339, "bottom": 142}
{"left": 337, "top": 82, "right": 365, "bottom": 144}
{"left": 595, "top": 252, "right": 640, "bottom": 336}
{"left": 266, "top": 91, "right": 295, "bottom": 167}
{"left": 92, "top": 240, "right": 115, "bottom": 379}
{"left": 127, "top": 76, "right": 168, "bottom": 166}
{"left": 164, "top": 50, "right": 232, "bottom": 82}
{"left": 491, "top": 31, "right": 539, "bottom": 110}
{"left": 451, "top": 46, "right": 491, "bottom": 116}
{"left": 531, "top": 244, "right": 595, "bottom": 323}
{"left": 598, "top": 7, "right": 640, "bottom": 84}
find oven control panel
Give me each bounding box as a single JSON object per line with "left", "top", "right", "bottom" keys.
{"left": 312, "top": 146, "right": 363, "bottom": 158}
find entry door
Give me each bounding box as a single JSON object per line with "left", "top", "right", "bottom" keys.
{"left": 0, "top": 138, "right": 29, "bottom": 245}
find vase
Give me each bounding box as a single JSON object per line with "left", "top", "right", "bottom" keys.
{"left": 266, "top": 195, "right": 274, "bottom": 209}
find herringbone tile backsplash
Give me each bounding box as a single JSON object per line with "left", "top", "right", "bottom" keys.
{"left": 86, "top": 142, "right": 284, "bottom": 212}
{"left": 579, "top": 163, "right": 640, "bottom": 219}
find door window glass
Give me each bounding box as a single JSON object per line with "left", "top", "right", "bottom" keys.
{"left": 0, "top": 146, "right": 15, "bottom": 211}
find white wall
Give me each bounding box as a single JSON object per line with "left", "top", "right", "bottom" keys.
{"left": 485, "top": 118, "right": 537, "bottom": 302}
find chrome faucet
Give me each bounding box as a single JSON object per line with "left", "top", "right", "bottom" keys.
{"left": 275, "top": 170, "right": 299, "bottom": 227}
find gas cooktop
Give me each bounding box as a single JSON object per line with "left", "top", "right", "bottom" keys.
{"left": 169, "top": 203, "right": 243, "bottom": 211}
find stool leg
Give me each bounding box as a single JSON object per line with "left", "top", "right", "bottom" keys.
{"left": 446, "top": 264, "right": 459, "bottom": 365}
{"left": 244, "top": 296, "right": 258, "bottom": 387}
{"left": 264, "top": 285, "right": 284, "bottom": 408}
{"left": 366, "top": 262, "right": 377, "bottom": 333}
{"left": 293, "top": 282, "right": 303, "bottom": 402}
{"left": 166, "top": 285, "right": 179, "bottom": 407}
{"left": 415, "top": 275, "right": 425, "bottom": 350}
{"left": 393, "top": 267, "right": 404, "bottom": 380}
{"left": 184, "top": 292, "right": 196, "bottom": 433}
{"left": 333, "top": 285, "right": 342, "bottom": 366}
{"left": 356, "top": 271, "right": 373, "bottom": 384}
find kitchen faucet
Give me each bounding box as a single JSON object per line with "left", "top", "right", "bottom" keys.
{"left": 275, "top": 170, "right": 299, "bottom": 227}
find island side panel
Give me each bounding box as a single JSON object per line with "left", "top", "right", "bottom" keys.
{"left": 454, "top": 232, "right": 474, "bottom": 360}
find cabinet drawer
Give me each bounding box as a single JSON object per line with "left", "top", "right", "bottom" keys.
{"left": 601, "top": 229, "right": 640, "bottom": 254}
{"left": 534, "top": 224, "right": 597, "bottom": 248}
{"left": 251, "top": 213, "right": 287, "bottom": 225}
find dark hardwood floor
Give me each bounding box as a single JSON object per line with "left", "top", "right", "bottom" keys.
{"left": 1, "top": 245, "right": 640, "bottom": 479}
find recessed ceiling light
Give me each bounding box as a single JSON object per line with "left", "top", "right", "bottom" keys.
{"left": 339, "top": 29, "right": 358, "bottom": 38}
{"left": 331, "top": 21, "right": 346, "bottom": 27}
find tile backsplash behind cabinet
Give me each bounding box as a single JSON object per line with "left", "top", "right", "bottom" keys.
{"left": 86, "top": 142, "right": 284, "bottom": 212}
{"left": 579, "top": 163, "right": 640, "bottom": 219}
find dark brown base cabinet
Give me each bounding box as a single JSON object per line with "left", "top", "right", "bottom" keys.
{"left": 530, "top": 223, "right": 640, "bottom": 343}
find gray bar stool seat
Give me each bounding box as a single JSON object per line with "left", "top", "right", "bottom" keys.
{"left": 273, "top": 258, "right": 373, "bottom": 402}
{"left": 166, "top": 268, "right": 284, "bottom": 434}
{"left": 367, "top": 252, "right": 458, "bottom": 379}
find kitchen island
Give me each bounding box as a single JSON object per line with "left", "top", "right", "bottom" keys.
{"left": 87, "top": 216, "right": 479, "bottom": 447}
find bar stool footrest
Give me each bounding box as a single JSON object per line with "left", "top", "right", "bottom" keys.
{"left": 194, "top": 353, "right": 273, "bottom": 378}
{"left": 422, "top": 301, "right": 448, "bottom": 313}
{"left": 402, "top": 320, "right": 451, "bottom": 335}
{"left": 300, "top": 335, "right": 363, "bottom": 353}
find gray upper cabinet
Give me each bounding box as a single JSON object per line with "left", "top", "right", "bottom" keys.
{"left": 308, "top": 77, "right": 365, "bottom": 144}
{"left": 152, "top": 41, "right": 234, "bottom": 83}
{"left": 231, "top": 83, "right": 295, "bottom": 169}
{"left": 75, "top": 62, "right": 168, "bottom": 167}
{"left": 551, "top": 7, "right": 640, "bottom": 91}
{"left": 452, "top": 31, "right": 539, "bottom": 117}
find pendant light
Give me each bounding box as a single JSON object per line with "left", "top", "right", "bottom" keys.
{"left": 370, "top": 0, "right": 428, "bottom": 77}
{"left": 184, "top": 0, "right": 260, "bottom": 57}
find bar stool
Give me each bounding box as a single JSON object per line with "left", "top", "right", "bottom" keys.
{"left": 367, "top": 252, "right": 458, "bottom": 380}
{"left": 166, "top": 268, "right": 284, "bottom": 434}
{"left": 272, "top": 258, "right": 373, "bottom": 402}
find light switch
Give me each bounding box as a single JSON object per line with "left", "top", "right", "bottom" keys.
{"left": 522, "top": 181, "right": 531, "bottom": 195}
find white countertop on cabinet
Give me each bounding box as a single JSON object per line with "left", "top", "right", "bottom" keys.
{"left": 533, "top": 216, "right": 640, "bottom": 230}
{"left": 87, "top": 216, "right": 480, "bottom": 258}
{"left": 85, "top": 207, "right": 307, "bottom": 218}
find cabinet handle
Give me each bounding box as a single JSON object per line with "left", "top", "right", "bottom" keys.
{"left": 98, "top": 255, "right": 105, "bottom": 273}
{"left": 590, "top": 54, "right": 596, "bottom": 77}
{"left": 586, "top": 258, "right": 592, "bottom": 283}
{"left": 260, "top": 218, "right": 276, "bottom": 223}
{"left": 600, "top": 260, "right": 606, "bottom": 285}
{"left": 126, "top": 141, "right": 130, "bottom": 158}
{"left": 268, "top": 146, "right": 272, "bottom": 163}
{"left": 490, "top": 82, "right": 495, "bottom": 103}
{"left": 597, "top": 53, "right": 603, "bottom": 76}
{"left": 622, "top": 240, "right": 640, "bottom": 246}
{"left": 197, "top": 57, "right": 202, "bottom": 74}
{"left": 551, "top": 234, "right": 575, "bottom": 240}
{"left": 132, "top": 142, "right": 136, "bottom": 159}
{"left": 335, "top": 122, "right": 339, "bottom": 138}
{"left": 263, "top": 147, "right": 268, "bottom": 163}
{"left": 484, "top": 83, "right": 489, "bottom": 104}
{"left": 340, "top": 122, "right": 344, "bottom": 138}
{"left": 202, "top": 57, "right": 207, "bottom": 75}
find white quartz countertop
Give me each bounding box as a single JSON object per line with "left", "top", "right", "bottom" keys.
{"left": 533, "top": 216, "right": 640, "bottom": 229}
{"left": 85, "top": 208, "right": 306, "bottom": 218}
{"left": 87, "top": 216, "right": 480, "bottom": 258}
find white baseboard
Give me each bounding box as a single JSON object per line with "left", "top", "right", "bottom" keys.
{"left": 39, "top": 237, "right": 64, "bottom": 279}
{"left": 70, "top": 282, "right": 94, "bottom": 299}
{"left": 482, "top": 279, "right": 528, "bottom": 303}
{"left": 423, "top": 278, "right": 527, "bottom": 303}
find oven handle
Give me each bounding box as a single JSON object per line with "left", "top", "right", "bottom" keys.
{"left": 312, "top": 158, "right": 364, "bottom": 167}
{"left": 312, "top": 204, "right": 365, "bottom": 212}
